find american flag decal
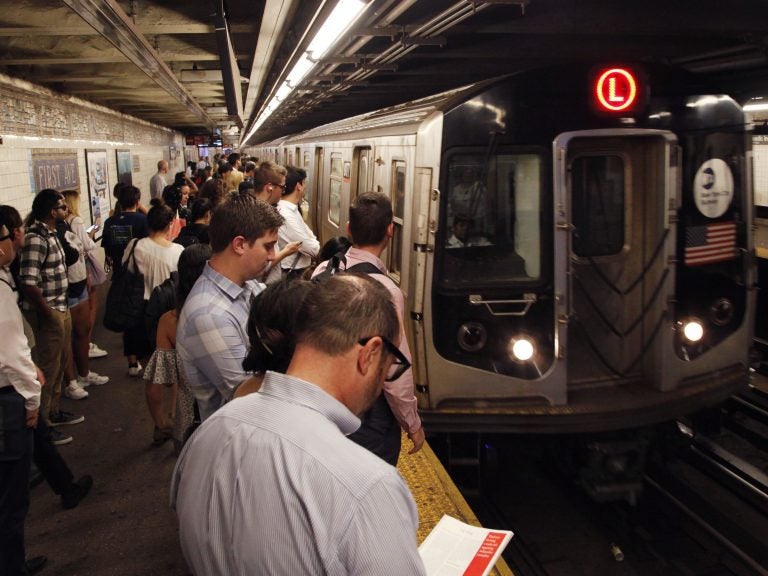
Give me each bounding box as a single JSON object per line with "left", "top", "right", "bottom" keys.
{"left": 684, "top": 221, "right": 737, "bottom": 266}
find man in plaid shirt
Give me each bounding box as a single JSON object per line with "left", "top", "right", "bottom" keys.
{"left": 19, "top": 189, "right": 83, "bottom": 443}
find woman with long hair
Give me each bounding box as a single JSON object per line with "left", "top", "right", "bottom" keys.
{"left": 59, "top": 190, "right": 108, "bottom": 400}
{"left": 143, "top": 244, "right": 211, "bottom": 448}
{"left": 121, "top": 199, "right": 183, "bottom": 377}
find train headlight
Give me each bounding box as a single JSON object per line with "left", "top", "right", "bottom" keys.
{"left": 509, "top": 337, "right": 535, "bottom": 362}
{"left": 681, "top": 319, "right": 704, "bottom": 343}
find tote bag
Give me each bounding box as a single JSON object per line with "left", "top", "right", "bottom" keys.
{"left": 85, "top": 251, "right": 108, "bottom": 286}
{"left": 103, "top": 239, "right": 145, "bottom": 332}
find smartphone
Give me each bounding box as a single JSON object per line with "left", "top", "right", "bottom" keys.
{"left": 86, "top": 224, "right": 100, "bottom": 234}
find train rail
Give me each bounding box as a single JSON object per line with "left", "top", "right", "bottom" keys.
{"left": 433, "top": 388, "right": 768, "bottom": 575}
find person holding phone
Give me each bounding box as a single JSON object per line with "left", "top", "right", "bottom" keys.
{"left": 60, "top": 191, "right": 109, "bottom": 398}
{"left": 276, "top": 166, "right": 319, "bottom": 281}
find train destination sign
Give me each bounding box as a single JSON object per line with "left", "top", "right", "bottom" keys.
{"left": 594, "top": 67, "right": 638, "bottom": 112}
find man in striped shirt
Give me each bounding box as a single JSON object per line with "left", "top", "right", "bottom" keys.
{"left": 171, "top": 274, "right": 426, "bottom": 575}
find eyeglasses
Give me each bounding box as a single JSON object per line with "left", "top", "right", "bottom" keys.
{"left": 270, "top": 182, "right": 286, "bottom": 192}
{"left": 54, "top": 204, "right": 68, "bottom": 211}
{"left": 0, "top": 233, "right": 11, "bottom": 242}
{"left": 358, "top": 335, "right": 411, "bottom": 382}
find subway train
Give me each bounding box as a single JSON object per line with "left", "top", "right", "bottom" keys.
{"left": 247, "top": 62, "right": 755, "bottom": 436}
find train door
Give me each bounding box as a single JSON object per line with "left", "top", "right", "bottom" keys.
{"left": 352, "top": 147, "right": 371, "bottom": 201}
{"left": 312, "top": 147, "right": 324, "bottom": 236}
{"left": 556, "top": 131, "right": 677, "bottom": 389}
{"left": 300, "top": 148, "right": 312, "bottom": 227}
{"left": 318, "top": 151, "right": 344, "bottom": 244}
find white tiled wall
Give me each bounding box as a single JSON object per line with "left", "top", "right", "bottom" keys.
{"left": 0, "top": 138, "right": 185, "bottom": 225}
{"left": 0, "top": 73, "right": 185, "bottom": 224}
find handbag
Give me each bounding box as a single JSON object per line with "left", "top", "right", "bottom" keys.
{"left": 103, "top": 239, "right": 146, "bottom": 332}
{"left": 85, "top": 251, "right": 108, "bottom": 286}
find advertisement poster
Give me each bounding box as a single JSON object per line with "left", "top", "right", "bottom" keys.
{"left": 116, "top": 150, "right": 133, "bottom": 186}
{"left": 86, "top": 149, "right": 110, "bottom": 226}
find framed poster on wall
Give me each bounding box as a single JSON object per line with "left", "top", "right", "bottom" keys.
{"left": 116, "top": 150, "right": 133, "bottom": 186}
{"left": 86, "top": 149, "right": 110, "bottom": 226}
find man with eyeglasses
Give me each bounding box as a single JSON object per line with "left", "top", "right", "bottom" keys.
{"left": 252, "top": 160, "right": 287, "bottom": 206}
{"left": 312, "top": 191, "right": 425, "bottom": 465}
{"left": 18, "top": 189, "right": 83, "bottom": 441}
{"left": 172, "top": 274, "right": 426, "bottom": 576}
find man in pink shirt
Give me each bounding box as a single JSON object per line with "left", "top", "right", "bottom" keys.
{"left": 312, "top": 192, "right": 424, "bottom": 464}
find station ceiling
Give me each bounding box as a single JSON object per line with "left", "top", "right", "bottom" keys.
{"left": 2, "top": 0, "right": 768, "bottom": 147}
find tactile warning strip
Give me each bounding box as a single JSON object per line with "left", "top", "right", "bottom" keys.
{"left": 397, "top": 434, "right": 514, "bottom": 575}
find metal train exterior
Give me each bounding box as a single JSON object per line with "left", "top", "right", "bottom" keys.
{"left": 248, "top": 63, "right": 754, "bottom": 434}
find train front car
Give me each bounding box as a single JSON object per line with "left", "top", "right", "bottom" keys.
{"left": 420, "top": 63, "right": 753, "bottom": 434}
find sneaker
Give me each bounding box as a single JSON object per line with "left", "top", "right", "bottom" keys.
{"left": 127, "top": 362, "right": 143, "bottom": 377}
{"left": 78, "top": 371, "right": 109, "bottom": 387}
{"left": 49, "top": 428, "right": 73, "bottom": 445}
{"left": 62, "top": 475, "right": 93, "bottom": 510}
{"left": 88, "top": 342, "right": 108, "bottom": 358}
{"left": 49, "top": 410, "right": 85, "bottom": 426}
{"left": 65, "top": 382, "right": 89, "bottom": 400}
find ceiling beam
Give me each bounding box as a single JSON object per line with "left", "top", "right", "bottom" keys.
{"left": 0, "top": 23, "right": 256, "bottom": 37}
{"left": 60, "top": 0, "right": 217, "bottom": 129}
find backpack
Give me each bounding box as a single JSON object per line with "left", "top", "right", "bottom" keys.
{"left": 174, "top": 232, "right": 199, "bottom": 248}
{"left": 311, "top": 251, "right": 382, "bottom": 283}
{"left": 54, "top": 220, "right": 82, "bottom": 268}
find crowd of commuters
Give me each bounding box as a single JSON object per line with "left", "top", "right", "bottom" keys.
{"left": 1, "top": 151, "right": 429, "bottom": 575}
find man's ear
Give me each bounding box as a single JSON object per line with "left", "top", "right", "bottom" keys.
{"left": 231, "top": 235, "right": 247, "bottom": 255}
{"left": 385, "top": 222, "right": 394, "bottom": 240}
{"left": 356, "top": 337, "right": 383, "bottom": 376}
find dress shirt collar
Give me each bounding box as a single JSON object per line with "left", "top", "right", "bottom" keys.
{"left": 259, "top": 371, "right": 361, "bottom": 435}
{"left": 277, "top": 199, "right": 298, "bottom": 213}
{"left": 203, "top": 261, "right": 252, "bottom": 301}
{"left": 31, "top": 220, "right": 55, "bottom": 235}
{"left": 346, "top": 246, "right": 386, "bottom": 273}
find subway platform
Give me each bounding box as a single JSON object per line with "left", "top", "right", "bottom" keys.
{"left": 24, "top": 301, "right": 512, "bottom": 576}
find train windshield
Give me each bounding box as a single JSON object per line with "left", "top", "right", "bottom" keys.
{"left": 440, "top": 152, "right": 542, "bottom": 286}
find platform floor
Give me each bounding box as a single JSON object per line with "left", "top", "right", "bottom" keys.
{"left": 398, "top": 437, "right": 514, "bottom": 575}
{"left": 23, "top": 299, "right": 511, "bottom": 575}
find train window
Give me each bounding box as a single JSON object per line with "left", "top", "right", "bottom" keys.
{"left": 441, "top": 152, "right": 542, "bottom": 286}
{"left": 571, "top": 155, "right": 625, "bottom": 257}
{"left": 329, "top": 154, "right": 343, "bottom": 225}
{"left": 389, "top": 161, "right": 406, "bottom": 277}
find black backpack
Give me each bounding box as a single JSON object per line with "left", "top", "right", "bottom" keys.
{"left": 55, "top": 220, "right": 82, "bottom": 267}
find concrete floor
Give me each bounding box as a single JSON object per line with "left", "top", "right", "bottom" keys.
{"left": 25, "top": 317, "right": 189, "bottom": 576}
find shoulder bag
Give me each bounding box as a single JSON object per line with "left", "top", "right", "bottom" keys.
{"left": 103, "top": 239, "right": 145, "bottom": 332}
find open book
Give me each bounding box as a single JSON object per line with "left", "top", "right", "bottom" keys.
{"left": 418, "top": 515, "right": 514, "bottom": 576}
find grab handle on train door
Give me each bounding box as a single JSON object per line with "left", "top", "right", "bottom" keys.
{"left": 468, "top": 293, "right": 537, "bottom": 316}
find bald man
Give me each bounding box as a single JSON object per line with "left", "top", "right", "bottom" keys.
{"left": 150, "top": 160, "right": 169, "bottom": 200}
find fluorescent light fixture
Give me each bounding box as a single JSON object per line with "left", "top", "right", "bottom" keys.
{"left": 744, "top": 102, "right": 768, "bottom": 112}
{"left": 242, "top": 0, "right": 367, "bottom": 143}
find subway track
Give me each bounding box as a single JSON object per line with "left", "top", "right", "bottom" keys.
{"left": 432, "top": 383, "right": 768, "bottom": 575}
